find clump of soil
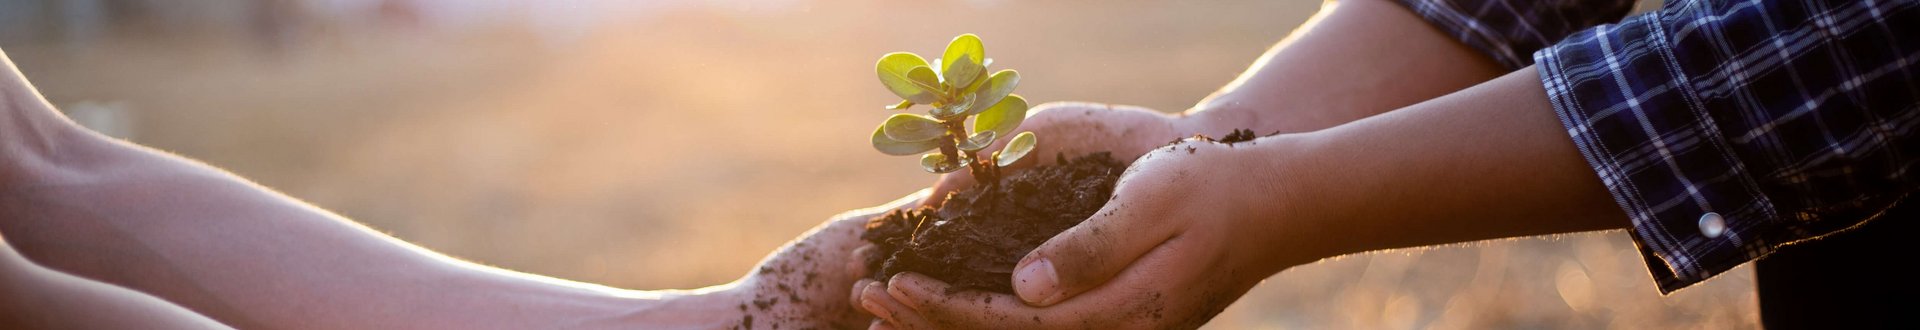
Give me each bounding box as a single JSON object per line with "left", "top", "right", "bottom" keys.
{"left": 1218, "top": 128, "right": 1257, "bottom": 144}
{"left": 861, "top": 152, "right": 1125, "bottom": 293}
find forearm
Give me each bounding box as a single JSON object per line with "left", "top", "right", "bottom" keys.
{"left": 1, "top": 52, "right": 735, "bottom": 329}
{"left": 1274, "top": 66, "right": 1625, "bottom": 261}
{"left": 2, "top": 128, "right": 743, "bottom": 329}
{"left": 1181, "top": 0, "right": 1506, "bottom": 134}
{"left": 1, "top": 239, "right": 233, "bottom": 329}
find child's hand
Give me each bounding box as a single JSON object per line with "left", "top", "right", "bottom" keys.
{"left": 858, "top": 137, "right": 1325, "bottom": 329}
{"left": 922, "top": 102, "right": 1188, "bottom": 206}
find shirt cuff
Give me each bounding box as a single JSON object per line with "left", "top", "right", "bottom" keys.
{"left": 1533, "top": 13, "right": 1782, "bottom": 294}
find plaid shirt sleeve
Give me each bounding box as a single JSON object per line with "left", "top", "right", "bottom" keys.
{"left": 1390, "top": 0, "right": 1638, "bottom": 69}
{"left": 1536, "top": 0, "right": 1920, "bottom": 294}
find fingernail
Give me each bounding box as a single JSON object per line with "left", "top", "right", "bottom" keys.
{"left": 850, "top": 279, "right": 875, "bottom": 308}
{"left": 870, "top": 319, "right": 896, "bottom": 330}
{"left": 1013, "top": 258, "right": 1061, "bottom": 305}
{"left": 885, "top": 273, "right": 928, "bottom": 310}
{"left": 860, "top": 283, "right": 892, "bottom": 316}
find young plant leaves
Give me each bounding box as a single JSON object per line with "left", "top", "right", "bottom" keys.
{"left": 965, "top": 70, "right": 1020, "bottom": 116}
{"left": 877, "top": 52, "right": 940, "bottom": 104}
{"left": 943, "top": 54, "right": 985, "bottom": 91}
{"left": 885, "top": 99, "right": 914, "bottom": 110}
{"left": 921, "top": 153, "right": 963, "bottom": 173}
{"left": 872, "top": 125, "right": 941, "bottom": 156}
{"left": 971, "top": 94, "right": 1029, "bottom": 138}
{"left": 942, "top": 34, "right": 985, "bottom": 74}
{"left": 882, "top": 113, "right": 947, "bottom": 142}
{"left": 995, "top": 131, "right": 1037, "bottom": 167}
{"left": 958, "top": 130, "right": 997, "bottom": 151}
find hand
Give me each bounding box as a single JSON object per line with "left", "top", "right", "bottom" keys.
{"left": 855, "top": 137, "right": 1324, "bottom": 329}
{"left": 713, "top": 190, "right": 927, "bottom": 329}
{"left": 924, "top": 102, "right": 1188, "bottom": 206}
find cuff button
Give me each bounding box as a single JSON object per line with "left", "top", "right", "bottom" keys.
{"left": 1698, "top": 212, "right": 1726, "bottom": 238}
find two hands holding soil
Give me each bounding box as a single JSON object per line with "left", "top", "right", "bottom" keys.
{"left": 835, "top": 1, "right": 1637, "bottom": 328}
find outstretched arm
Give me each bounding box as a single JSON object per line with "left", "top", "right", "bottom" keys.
{"left": 925, "top": 0, "right": 1508, "bottom": 203}
{"left": 0, "top": 48, "right": 903, "bottom": 329}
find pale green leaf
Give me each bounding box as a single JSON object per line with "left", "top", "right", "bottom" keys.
{"left": 885, "top": 99, "right": 914, "bottom": 110}
{"left": 942, "top": 34, "right": 985, "bottom": 73}
{"left": 876, "top": 52, "right": 940, "bottom": 104}
{"left": 943, "top": 54, "right": 984, "bottom": 90}
{"left": 921, "top": 153, "right": 963, "bottom": 173}
{"left": 958, "top": 130, "right": 997, "bottom": 151}
{"left": 882, "top": 113, "right": 947, "bottom": 142}
{"left": 995, "top": 131, "right": 1037, "bottom": 167}
{"left": 971, "top": 94, "right": 1029, "bottom": 138}
{"left": 872, "top": 125, "right": 940, "bottom": 156}
{"left": 964, "top": 70, "right": 1019, "bottom": 115}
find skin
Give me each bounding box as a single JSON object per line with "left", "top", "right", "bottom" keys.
{"left": 0, "top": 47, "right": 918, "bottom": 329}
{"left": 865, "top": 67, "right": 1626, "bottom": 329}
{"left": 860, "top": 1, "right": 1627, "bottom": 328}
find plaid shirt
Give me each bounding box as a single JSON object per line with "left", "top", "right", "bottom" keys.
{"left": 1394, "top": 0, "right": 1920, "bottom": 293}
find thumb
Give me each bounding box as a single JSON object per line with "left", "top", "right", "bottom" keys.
{"left": 922, "top": 171, "right": 974, "bottom": 208}
{"left": 1010, "top": 189, "right": 1176, "bottom": 306}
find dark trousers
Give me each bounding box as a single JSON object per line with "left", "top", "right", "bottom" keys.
{"left": 1755, "top": 203, "right": 1918, "bottom": 329}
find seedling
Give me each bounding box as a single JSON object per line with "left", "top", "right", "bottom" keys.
{"left": 870, "top": 34, "right": 1035, "bottom": 184}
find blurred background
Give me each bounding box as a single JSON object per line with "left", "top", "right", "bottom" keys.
{"left": 0, "top": 0, "right": 1756, "bottom": 328}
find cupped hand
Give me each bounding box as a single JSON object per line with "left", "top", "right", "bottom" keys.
{"left": 924, "top": 102, "right": 1189, "bottom": 206}
{"left": 717, "top": 190, "right": 926, "bottom": 329}
{"left": 855, "top": 136, "right": 1327, "bottom": 329}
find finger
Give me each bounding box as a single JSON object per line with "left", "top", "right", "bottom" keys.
{"left": 848, "top": 244, "right": 877, "bottom": 278}
{"left": 849, "top": 278, "right": 875, "bottom": 312}
{"left": 859, "top": 281, "right": 932, "bottom": 329}
{"left": 885, "top": 272, "right": 1063, "bottom": 329}
{"left": 889, "top": 240, "right": 1224, "bottom": 329}
{"left": 1012, "top": 187, "right": 1180, "bottom": 306}
{"left": 868, "top": 319, "right": 893, "bottom": 330}
{"left": 924, "top": 173, "right": 972, "bottom": 208}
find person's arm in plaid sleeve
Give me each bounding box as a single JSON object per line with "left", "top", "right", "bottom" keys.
{"left": 1537, "top": 0, "right": 1920, "bottom": 293}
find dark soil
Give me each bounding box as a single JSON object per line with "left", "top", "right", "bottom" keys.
{"left": 861, "top": 152, "right": 1125, "bottom": 294}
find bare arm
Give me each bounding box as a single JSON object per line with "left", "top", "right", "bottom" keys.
{"left": 1, "top": 237, "right": 233, "bottom": 329}
{"left": 926, "top": 0, "right": 1509, "bottom": 202}
{"left": 0, "top": 48, "right": 896, "bottom": 329}
{"left": 1180, "top": 0, "right": 1507, "bottom": 134}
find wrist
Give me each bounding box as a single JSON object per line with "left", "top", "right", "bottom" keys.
{"left": 603, "top": 287, "right": 745, "bottom": 329}
{"left": 1225, "top": 132, "right": 1352, "bottom": 272}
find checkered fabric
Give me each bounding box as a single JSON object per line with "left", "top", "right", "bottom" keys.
{"left": 1399, "top": 0, "right": 1920, "bottom": 293}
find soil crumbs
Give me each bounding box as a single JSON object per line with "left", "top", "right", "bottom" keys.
{"left": 862, "top": 152, "right": 1125, "bottom": 294}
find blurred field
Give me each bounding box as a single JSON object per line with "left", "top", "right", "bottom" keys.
{"left": 2, "top": 0, "right": 1755, "bottom": 328}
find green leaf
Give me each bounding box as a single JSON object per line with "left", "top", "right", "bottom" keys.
{"left": 964, "top": 70, "right": 1019, "bottom": 115}
{"left": 885, "top": 99, "right": 914, "bottom": 110}
{"left": 930, "top": 92, "right": 974, "bottom": 120}
{"left": 943, "top": 54, "right": 985, "bottom": 90}
{"left": 958, "top": 130, "right": 997, "bottom": 151}
{"left": 876, "top": 52, "right": 940, "bottom": 104}
{"left": 942, "top": 34, "right": 985, "bottom": 73}
{"left": 971, "top": 94, "right": 1029, "bottom": 138}
{"left": 872, "top": 125, "right": 940, "bottom": 156}
{"left": 882, "top": 113, "right": 947, "bottom": 142}
{"left": 995, "top": 131, "right": 1037, "bottom": 167}
{"left": 921, "top": 153, "right": 963, "bottom": 173}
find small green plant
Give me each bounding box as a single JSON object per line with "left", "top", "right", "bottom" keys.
{"left": 870, "top": 33, "right": 1035, "bottom": 184}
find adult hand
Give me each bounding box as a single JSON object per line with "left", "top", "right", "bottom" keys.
{"left": 856, "top": 137, "right": 1326, "bottom": 329}
{"left": 923, "top": 102, "right": 1189, "bottom": 206}
{"left": 715, "top": 190, "right": 927, "bottom": 329}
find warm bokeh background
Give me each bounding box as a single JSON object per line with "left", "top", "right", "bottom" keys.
{"left": 1, "top": 0, "right": 1757, "bottom": 328}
